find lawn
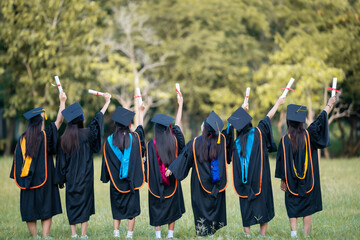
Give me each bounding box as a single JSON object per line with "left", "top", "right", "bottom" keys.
{"left": 0, "top": 156, "right": 359, "bottom": 239}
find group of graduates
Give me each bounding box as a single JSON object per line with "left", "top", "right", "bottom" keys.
{"left": 10, "top": 88, "right": 338, "bottom": 239}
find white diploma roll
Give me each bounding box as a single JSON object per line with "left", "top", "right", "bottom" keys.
{"left": 281, "top": 78, "right": 295, "bottom": 98}
{"left": 54, "top": 76, "right": 63, "bottom": 94}
{"left": 136, "top": 88, "right": 143, "bottom": 105}
{"left": 332, "top": 78, "right": 337, "bottom": 97}
{"left": 244, "top": 87, "right": 250, "bottom": 105}
{"left": 176, "top": 83, "right": 181, "bottom": 96}
{"left": 88, "top": 89, "right": 104, "bottom": 96}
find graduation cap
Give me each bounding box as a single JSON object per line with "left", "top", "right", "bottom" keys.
{"left": 227, "top": 107, "right": 253, "bottom": 131}
{"left": 23, "top": 107, "right": 47, "bottom": 120}
{"left": 151, "top": 114, "right": 174, "bottom": 127}
{"left": 111, "top": 107, "right": 135, "bottom": 126}
{"left": 62, "top": 102, "right": 84, "bottom": 123}
{"left": 286, "top": 104, "right": 307, "bottom": 123}
{"left": 205, "top": 111, "right": 224, "bottom": 144}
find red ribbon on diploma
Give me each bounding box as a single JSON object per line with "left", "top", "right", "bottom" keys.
{"left": 51, "top": 83, "right": 61, "bottom": 87}
{"left": 175, "top": 88, "right": 182, "bottom": 96}
{"left": 281, "top": 87, "right": 294, "bottom": 91}
{"left": 134, "top": 94, "right": 146, "bottom": 99}
{"left": 245, "top": 92, "right": 249, "bottom": 99}
{"left": 328, "top": 87, "right": 341, "bottom": 93}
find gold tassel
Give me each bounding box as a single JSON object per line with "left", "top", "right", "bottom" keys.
{"left": 43, "top": 110, "right": 47, "bottom": 120}
{"left": 216, "top": 122, "right": 221, "bottom": 144}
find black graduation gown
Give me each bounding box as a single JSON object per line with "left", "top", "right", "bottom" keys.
{"left": 56, "top": 112, "right": 104, "bottom": 225}
{"left": 100, "top": 126, "right": 145, "bottom": 220}
{"left": 232, "top": 116, "right": 277, "bottom": 227}
{"left": 275, "top": 110, "right": 330, "bottom": 218}
{"left": 10, "top": 123, "right": 62, "bottom": 222}
{"left": 145, "top": 125, "right": 186, "bottom": 226}
{"left": 168, "top": 133, "right": 229, "bottom": 236}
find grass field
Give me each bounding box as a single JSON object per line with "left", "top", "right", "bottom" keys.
{"left": 0, "top": 156, "right": 359, "bottom": 239}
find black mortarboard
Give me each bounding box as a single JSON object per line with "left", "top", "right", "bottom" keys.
{"left": 23, "top": 107, "right": 47, "bottom": 120}
{"left": 62, "top": 102, "right": 84, "bottom": 123}
{"left": 227, "top": 107, "right": 253, "bottom": 131}
{"left": 286, "top": 104, "right": 307, "bottom": 123}
{"left": 151, "top": 114, "right": 174, "bottom": 127}
{"left": 205, "top": 111, "right": 224, "bottom": 134}
{"left": 111, "top": 107, "right": 135, "bottom": 126}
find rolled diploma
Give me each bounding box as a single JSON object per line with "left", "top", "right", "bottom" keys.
{"left": 332, "top": 78, "right": 337, "bottom": 97}
{"left": 88, "top": 89, "right": 104, "bottom": 96}
{"left": 243, "top": 87, "right": 250, "bottom": 105}
{"left": 281, "top": 78, "right": 295, "bottom": 97}
{"left": 136, "top": 88, "right": 143, "bottom": 105}
{"left": 54, "top": 76, "right": 63, "bottom": 94}
{"left": 175, "top": 83, "right": 181, "bottom": 95}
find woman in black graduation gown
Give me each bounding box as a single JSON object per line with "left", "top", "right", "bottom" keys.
{"left": 56, "top": 93, "right": 111, "bottom": 239}
{"left": 275, "top": 96, "right": 336, "bottom": 238}
{"left": 228, "top": 96, "right": 285, "bottom": 238}
{"left": 101, "top": 104, "right": 146, "bottom": 239}
{"left": 10, "top": 92, "right": 67, "bottom": 238}
{"left": 165, "top": 111, "right": 230, "bottom": 236}
{"left": 145, "top": 93, "right": 185, "bottom": 239}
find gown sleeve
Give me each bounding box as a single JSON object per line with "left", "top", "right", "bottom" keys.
{"left": 275, "top": 139, "right": 285, "bottom": 180}
{"left": 44, "top": 122, "right": 59, "bottom": 155}
{"left": 222, "top": 124, "right": 234, "bottom": 164}
{"left": 173, "top": 125, "right": 186, "bottom": 153}
{"left": 88, "top": 112, "right": 104, "bottom": 153}
{"left": 100, "top": 144, "right": 110, "bottom": 183}
{"left": 168, "top": 140, "right": 194, "bottom": 181}
{"left": 55, "top": 147, "right": 67, "bottom": 185}
{"left": 257, "top": 116, "right": 277, "bottom": 153}
{"left": 307, "top": 110, "right": 331, "bottom": 149}
{"left": 135, "top": 125, "right": 146, "bottom": 157}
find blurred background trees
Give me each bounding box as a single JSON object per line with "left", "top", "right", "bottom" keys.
{"left": 1, "top": 0, "right": 359, "bottom": 157}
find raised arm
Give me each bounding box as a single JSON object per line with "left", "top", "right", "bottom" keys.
{"left": 100, "top": 93, "right": 111, "bottom": 115}
{"left": 267, "top": 96, "right": 285, "bottom": 120}
{"left": 175, "top": 93, "right": 183, "bottom": 127}
{"left": 324, "top": 95, "right": 337, "bottom": 115}
{"left": 138, "top": 102, "right": 145, "bottom": 126}
{"left": 55, "top": 91, "right": 67, "bottom": 130}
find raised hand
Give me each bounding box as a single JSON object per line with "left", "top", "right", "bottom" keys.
{"left": 103, "top": 92, "right": 111, "bottom": 103}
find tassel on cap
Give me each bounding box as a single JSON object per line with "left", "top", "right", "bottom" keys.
{"left": 216, "top": 121, "right": 221, "bottom": 144}
{"left": 43, "top": 110, "right": 47, "bottom": 120}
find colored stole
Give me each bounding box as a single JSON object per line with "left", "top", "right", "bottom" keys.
{"left": 210, "top": 156, "right": 219, "bottom": 183}
{"left": 288, "top": 134, "right": 308, "bottom": 179}
{"left": 153, "top": 139, "right": 170, "bottom": 186}
{"left": 235, "top": 128, "right": 255, "bottom": 184}
{"left": 20, "top": 136, "right": 33, "bottom": 177}
{"left": 108, "top": 133, "right": 133, "bottom": 179}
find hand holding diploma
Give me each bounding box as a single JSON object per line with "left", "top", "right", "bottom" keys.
{"left": 100, "top": 92, "right": 111, "bottom": 115}
{"left": 281, "top": 78, "right": 295, "bottom": 97}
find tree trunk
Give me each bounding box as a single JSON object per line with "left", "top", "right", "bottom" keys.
{"left": 4, "top": 117, "right": 16, "bottom": 156}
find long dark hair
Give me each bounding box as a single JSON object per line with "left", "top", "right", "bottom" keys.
{"left": 155, "top": 124, "right": 176, "bottom": 167}
{"left": 60, "top": 116, "right": 84, "bottom": 155}
{"left": 113, "top": 123, "right": 131, "bottom": 152}
{"left": 287, "top": 120, "right": 305, "bottom": 154}
{"left": 23, "top": 115, "right": 43, "bottom": 158}
{"left": 236, "top": 122, "right": 253, "bottom": 158}
{"left": 198, "top": 125, "right": 220, "bottom": 163}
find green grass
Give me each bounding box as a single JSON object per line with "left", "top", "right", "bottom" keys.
{"left": 1, "top": 156, "right": 359, "bottom": 239}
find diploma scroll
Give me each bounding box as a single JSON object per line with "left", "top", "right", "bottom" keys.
{"left": 54, "top": 76, "right": 63, "bottom": 94}
{"left": 281, "top": 78, "right": 295, "bottom": 98}
{"left": 88, "top": 89, "right": 104, "bottom": 96}
{"left": 243, "top": 87, "right": 250, "bottom": 105}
